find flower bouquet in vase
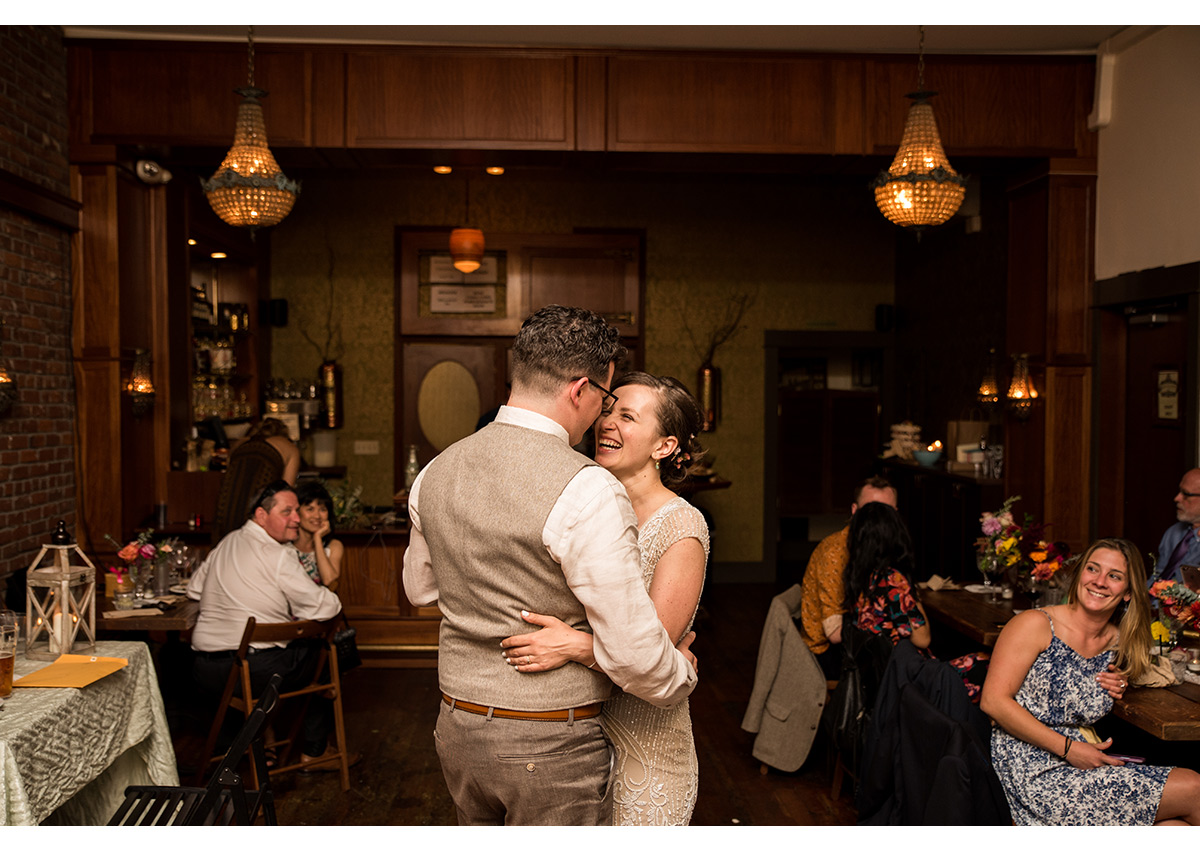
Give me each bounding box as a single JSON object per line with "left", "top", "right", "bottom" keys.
{"left": 977, "top": 495, "right": 1071, "bottom": 605}
{"left": 106, "top": 530, "right": 179, "bottom": 600}
{"left": 1149, "top": 580, "right": 1200, "bottom": 651}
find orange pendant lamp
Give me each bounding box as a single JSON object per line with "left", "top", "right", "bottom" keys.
{"left": 450, "top": 177, "right": 484, "bottom": 274}
{"left": 873, "top": 26, "right": 966, "bottom": 230}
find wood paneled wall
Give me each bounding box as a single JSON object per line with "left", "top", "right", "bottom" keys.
{"left": 66, "top": 41, "right": 1096, "bottom": 160}
{"left": 1006, "top": 161, "right": 1097, "bottom": 552}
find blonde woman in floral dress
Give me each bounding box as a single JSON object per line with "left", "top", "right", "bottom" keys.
{"left": 501, "top": 373, "right": 709, "bottom": 825}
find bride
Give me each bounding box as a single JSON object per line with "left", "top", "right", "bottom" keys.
{"left": 501, "top": 371, "right": 710, "bottom": 825}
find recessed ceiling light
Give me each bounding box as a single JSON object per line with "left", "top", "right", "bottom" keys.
{"left": 210, "top": 252, "right": 227, "bottom": 259}
{"left": 187, "top": 239, "right": 197, "bottom": 246}
{"left": 486, "top": 166, "right": 505, "bottom": 176}
{"left": 433, "top": 166, "right": 452, "bottom": 174}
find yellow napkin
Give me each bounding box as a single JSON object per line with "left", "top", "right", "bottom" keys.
{"left": 13, "top": 654, "right": 129, "bottom": 688}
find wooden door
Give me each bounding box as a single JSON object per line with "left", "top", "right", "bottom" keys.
{"left": 399, "top": 341, "right": 507, "bottom": 472}
{"left": 1122, "top": 308, "right": 1190, "bottom": 556}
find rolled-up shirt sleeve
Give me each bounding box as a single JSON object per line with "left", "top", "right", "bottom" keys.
{"left": 546, "top": 466, "right": 697, "bottom": 708}
{"left": 276, "top": 550, "right": 342, "bottom": 621}
{"left": 402, "top": 467, "right": 439, "bottom": 606}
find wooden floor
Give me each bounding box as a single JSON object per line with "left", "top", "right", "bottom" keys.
{"left": 168, "top": 582, "right": 856, "bottom": 826}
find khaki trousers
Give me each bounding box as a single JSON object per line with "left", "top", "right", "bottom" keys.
{"left": 434, "top": 699, "right": 614, "bottom": 825}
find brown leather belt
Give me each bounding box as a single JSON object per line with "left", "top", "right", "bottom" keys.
{"left": 442, "top": 693, "right": 602, "bottom": 722}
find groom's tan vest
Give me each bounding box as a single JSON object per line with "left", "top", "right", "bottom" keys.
{"left": 418, "top": 421, "right": 613, "bottom": 710}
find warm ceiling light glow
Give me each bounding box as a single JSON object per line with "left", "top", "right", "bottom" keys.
{"left": 486, "top": 166, "right": 505, "bottom": 176}
{"left": 211, "top": 252, "right": 227, "bottom": 259}
{"left": 433, "top": 166, "right": 452, "bottom": 174}
{"left": 872, "top": 26, "right": 966, "bottom": 230}
{"left": 201, "top": 27, "right": 299, "bottom": 231}
{"left": 449, "top": 228, "right": 485, "bottom": 274}
{"left": 187, "top": 239, "right": 197, "bottom": 246}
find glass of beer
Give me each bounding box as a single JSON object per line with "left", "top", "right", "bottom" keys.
{"left": 0, "top": 610, "right": 17, "bottom": 700}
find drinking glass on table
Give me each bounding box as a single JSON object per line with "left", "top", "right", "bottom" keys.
{"left": 0, "top": 610, "right": 18, "bottom": 700}
{"left": 977, "top": 551, "right": 1002, "bottom": 598}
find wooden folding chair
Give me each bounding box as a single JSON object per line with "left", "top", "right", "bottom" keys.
{"left": 195, "top": 617, "right": 352, "bottom": 792}
{"left": 111, "top": 674, "right": 281, "bottom": 825}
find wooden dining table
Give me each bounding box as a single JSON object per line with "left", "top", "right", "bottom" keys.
{"left": 921, "top": 587, "right": 1200, "bottom": 741}
{"left": 97, "top": 596, "right": 199, "bottom": 634}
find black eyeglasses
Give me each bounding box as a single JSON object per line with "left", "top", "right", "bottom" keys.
{"left": 1180, "top": 489, "right": 1200, "bottom": 500}
{"left": 586, "top": 378, "right": 619, "bottom": 416}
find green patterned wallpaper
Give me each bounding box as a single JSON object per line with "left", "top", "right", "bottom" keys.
{"left": 269, "top": 169, "right": 895, "bottom": 565}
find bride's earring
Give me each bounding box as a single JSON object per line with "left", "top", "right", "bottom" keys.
{"left": 654, "top": 459, "right": 660, "bottom": 471}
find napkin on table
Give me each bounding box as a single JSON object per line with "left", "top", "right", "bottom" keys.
{"left": 920, "top": 574, "right": 962, "bottom": 591}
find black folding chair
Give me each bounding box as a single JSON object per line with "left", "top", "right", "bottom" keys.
{"left": 109, "top": 674, "right": 281, "bottom": 826}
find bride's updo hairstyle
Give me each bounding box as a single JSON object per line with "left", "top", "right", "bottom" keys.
{"left": 612, "top": 372, "right": 706, "bottom": 488}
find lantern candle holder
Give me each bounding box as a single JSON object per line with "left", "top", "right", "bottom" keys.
{"left": 25, "top": 521, "right": 97, "bottom": 661}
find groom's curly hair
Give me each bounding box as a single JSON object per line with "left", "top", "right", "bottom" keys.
{"left": 511, "top": 305, "right": 626, "bottom": 396}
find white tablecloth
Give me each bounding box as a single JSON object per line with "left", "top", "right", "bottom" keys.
{"left": 0, "top": 640, "right": 179, "bottom": 825}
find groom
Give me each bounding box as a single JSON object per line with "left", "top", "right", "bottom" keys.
{"left": 403, "top": 304, "right": 698, "bottom": 825}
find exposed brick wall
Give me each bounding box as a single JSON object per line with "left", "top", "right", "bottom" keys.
{"left": 0, "top": 25, "right": 76, "bottom": 594}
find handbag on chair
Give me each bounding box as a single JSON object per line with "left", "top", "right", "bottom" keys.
{"left": 332, "top": 614, "right": 361, "bottom": 673}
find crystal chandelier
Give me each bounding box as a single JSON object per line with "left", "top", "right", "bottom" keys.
{"left": 202, "top": 27, "right": 300, "bottom": 231}
{"left": 873, "top": 26, "right": 967, "bottom": 230}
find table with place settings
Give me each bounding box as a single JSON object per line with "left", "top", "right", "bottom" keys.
{"left": 0, "top": 640, "right": 178, "bottom": 825}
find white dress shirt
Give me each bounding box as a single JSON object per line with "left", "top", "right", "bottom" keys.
{"left": 403, "top": 405, "right": 697, "bottom": 708}
{"left": 188, "top": 519, "right": 342, "bottom": 651}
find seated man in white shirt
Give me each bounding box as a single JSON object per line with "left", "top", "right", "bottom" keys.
{"left": 188, "top": 480, "right": 344, "bottom": 768}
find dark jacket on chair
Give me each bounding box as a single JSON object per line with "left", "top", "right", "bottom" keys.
{"left": 857, "top": 639, "right": 1010, "bottom": 825}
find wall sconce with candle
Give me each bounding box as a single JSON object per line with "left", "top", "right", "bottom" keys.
{"left": 977, "top": 347, "right": 1001, "bottom": 411}
{"left": 1007, "top": 353, "right": 1039, "bottom": 421}
{"left": 0, "top": 318, "right": 16, "bottom": 417}
{"left": 127, "top": 348, "right": 156, "bottom": 418}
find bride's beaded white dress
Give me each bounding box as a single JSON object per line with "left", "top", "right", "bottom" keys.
{"left": 602, "top": 497, "right": 709, "bottom": 826}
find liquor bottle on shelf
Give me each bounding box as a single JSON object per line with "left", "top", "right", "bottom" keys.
{"left": 404, "top": 445, "right": 421, "bottom": 490}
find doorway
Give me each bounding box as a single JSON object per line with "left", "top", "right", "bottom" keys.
{"left": 763, "top": 331, "right": 895, "bottom": 586}
{"left": 1094, "top": 262, "right": 1200, "bottom": 554}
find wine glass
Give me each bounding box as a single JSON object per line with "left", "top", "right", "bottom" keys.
{"left": 977, "top": 550, "right": 1001, "bottom": 598}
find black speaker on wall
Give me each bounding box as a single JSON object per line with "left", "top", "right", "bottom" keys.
{"left": 875, "top": 304, "right": 894, "bottom": 333}
{"left": 268, "top": 298, "right": 288, "bottom": 327}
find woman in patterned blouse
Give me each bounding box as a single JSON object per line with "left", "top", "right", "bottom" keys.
{"left": 842, "top": 501, "right": 989, "bottom": 700}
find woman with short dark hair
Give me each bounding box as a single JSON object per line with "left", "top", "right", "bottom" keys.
{"left": 291, "top": 479, "right": 344, "bottom": 592}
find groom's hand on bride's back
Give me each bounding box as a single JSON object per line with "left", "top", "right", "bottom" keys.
{"left": 677, "top": 631, "right": 698, "bottom": 673}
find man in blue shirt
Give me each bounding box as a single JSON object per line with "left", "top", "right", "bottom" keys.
{"left": 1152, "top": 468, "right": 1200, "bottom": 586}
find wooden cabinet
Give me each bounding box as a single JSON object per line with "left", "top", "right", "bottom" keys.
{"left": 346, "top": 51, "right": 578, "bottom": 149}
{"left": 337, "top": 527, "right": 440, "bottom": 666}
{"left": 607, "top": 54, "right": 867, "bottom": 154}
{"left": 67, "top": 41, "right": 1097, "bottom": 160}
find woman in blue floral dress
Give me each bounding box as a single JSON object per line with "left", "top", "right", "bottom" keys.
{"left": 981, "top": 538, "right": 1200, "bottom": 825}
{"left": 843, "top": 502, "right": 989, "bottom": 701}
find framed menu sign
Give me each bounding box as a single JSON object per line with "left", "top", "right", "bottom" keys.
{"left": 417, "top": 251, "right": 508, "bottom": 320}
{"left": 1157, "top": 369, "right": 1180, "bottom": 421}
